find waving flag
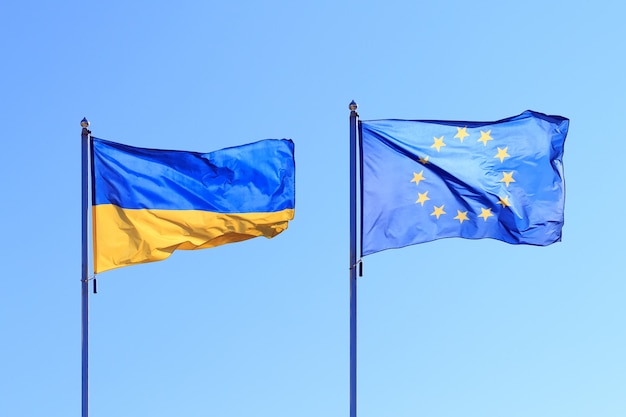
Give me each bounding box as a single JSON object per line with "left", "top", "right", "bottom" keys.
{"left": 360, "top": 110, "right": 568, "bottom": 256}
{"left": 92, "top": 138, "right": 295, "bottom": 273}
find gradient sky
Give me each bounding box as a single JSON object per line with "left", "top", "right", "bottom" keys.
{"left": 1, "top": 1, "right": 625, "bottom": 416}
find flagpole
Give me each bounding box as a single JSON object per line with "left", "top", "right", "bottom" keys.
{"left": 349, "top": 101, "right": 359, "bottom": 417}
{"left": 81, "top": 117, "right": 91, "bottom": 417}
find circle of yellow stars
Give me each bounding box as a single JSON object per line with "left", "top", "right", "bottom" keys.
{"left": 412, "top": 126, "right": 516, "bottom": 225}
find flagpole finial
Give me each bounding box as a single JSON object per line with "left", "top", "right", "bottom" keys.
{"left": 349, "top": 100, "right": 358, "bottom": 111}
{"left": 81, "top": 117, "right": 91, "bottom": 136}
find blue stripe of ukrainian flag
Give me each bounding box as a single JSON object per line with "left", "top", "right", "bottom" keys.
{"left": 91, "top": 137, "right": 295, "bottom": 273}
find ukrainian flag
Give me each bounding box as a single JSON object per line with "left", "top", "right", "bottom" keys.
{"left": 91, "top": 138, "right": 295, "bottom": 273}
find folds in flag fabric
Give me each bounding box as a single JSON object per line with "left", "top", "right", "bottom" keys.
{"left": 91, "top": 138, "right": 295, "bottom": 273}
{"left": 360, "top": 110, "right": 568, "bottom": 256}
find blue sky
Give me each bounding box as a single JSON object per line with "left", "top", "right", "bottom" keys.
{"left": 1, "top": 1, "right": 625, "bottom": 416}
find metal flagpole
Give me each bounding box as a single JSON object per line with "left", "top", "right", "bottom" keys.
{"left": 81, "top": 117, "right": 91, "bottom": 417}
{"left": 349, "top": 101, "right": 359, "bottom": 417}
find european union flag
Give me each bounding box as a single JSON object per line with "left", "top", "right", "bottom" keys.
{"left": 92, "top": 138, "right": 295, "bottom": 273}
{"left": 360, "top": 110, "right": 568, "bottom": 256}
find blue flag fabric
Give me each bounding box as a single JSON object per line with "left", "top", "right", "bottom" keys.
{"left": 92, "top": 138, "right": 295, "bottom": 273}
{"left": 360, "top": 110, "right": 568, "bottom": 256}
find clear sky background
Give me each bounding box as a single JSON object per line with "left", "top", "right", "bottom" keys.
{"left": 1, "top": 1, "right": 625, "bottom": 416}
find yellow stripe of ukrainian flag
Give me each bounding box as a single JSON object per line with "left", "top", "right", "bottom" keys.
{"left": 93, "top": 204, "right": 295, "bottom": 273}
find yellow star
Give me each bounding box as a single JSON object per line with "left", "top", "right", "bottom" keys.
{"left": 454, "top": 210, "right": 469, "bottom": 223}
{"left": 411, "top": 170, "right": 426, "bottom": 186}
{"left": 431, "top": 205, "right": 446, "bottom": 219}
{"left": 497, "top": 196, "right": 511, "bottom": 207}
{"left": 418, "top": 155, "right": 429, "bottom": 165}
{"left": 416, "top": 191, "right": 430, "bottom": 206}
{"left": 477, "top": 130, "right": 493, "bottom": 146}
{"left": 454, "top": 127, "right": 470, "bottom": 143}
{"left": 431, "top": 136, "right": 446, "bottom": 152}
{"left": 478, "top": 207, "right": 494, "bottom": 221}
{"left": 499, "top": 171, "right": 516, "bottom": 187}
{"left": 494, "top": 147, "right": 510, "bottom": 163}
